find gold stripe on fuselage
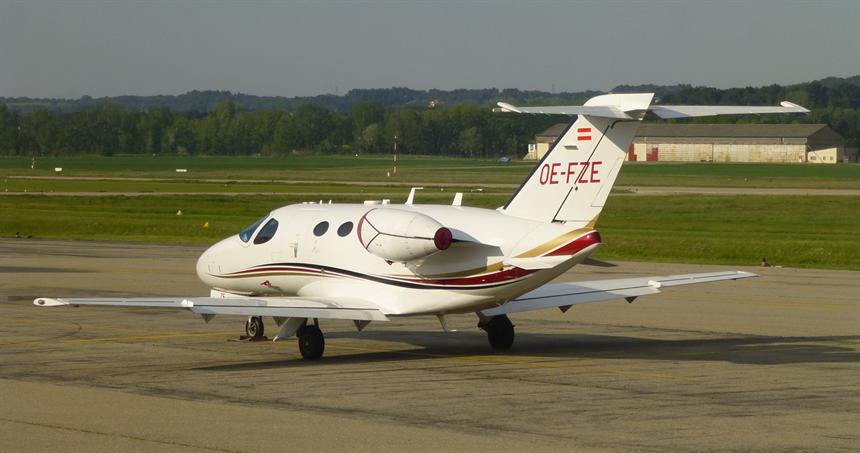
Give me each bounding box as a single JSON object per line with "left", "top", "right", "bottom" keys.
{"left": 514, "top": 227, "right": 592, "bottom": 258}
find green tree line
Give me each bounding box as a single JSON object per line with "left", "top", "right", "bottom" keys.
{"left": 0, "top": 77, "right": 857, "bottom": 157}
{"left": 0, "top": 102, "right": 556, "bottom": 157}
{"left": 3, "top": 76, "right": 855, "bottom": 115}
{"left": 658, "top": 80, "right": 859, "bottom": 146}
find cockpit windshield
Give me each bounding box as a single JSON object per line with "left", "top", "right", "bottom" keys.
{"left": 239, "top": 216, "right": 267, "bottom": 243}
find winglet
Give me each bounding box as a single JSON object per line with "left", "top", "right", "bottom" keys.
{"left": 406, "top": 187, "right": 424, "bottom": 205}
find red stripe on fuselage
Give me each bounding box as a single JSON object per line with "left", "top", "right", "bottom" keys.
{"left": 223, "top": 266, "right": 323, "bottom": 276}
{"left": 396, "top": 267, "right": 534, "bottom": 286}
{"left": 544, "top": 231, "right": 602, "bottom": 257}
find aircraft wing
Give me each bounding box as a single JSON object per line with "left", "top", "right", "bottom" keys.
{"left": 187, "top": 297, "right": 387, "bottom": 321}
{"left": 480, "top": 271, "right": 756, "bottom": 316}
{"left": 34, "top": 296, "right": 388, "bottom": 321}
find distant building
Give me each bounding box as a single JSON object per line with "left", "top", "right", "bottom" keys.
{"left": 524, "top": 123, "right": 568, "bottom": 160}
{"left": 526, "top": 123, "right": 846, "bottom": 164}
{"left": 631, "top": 124, "right": 845, "bottom": 164}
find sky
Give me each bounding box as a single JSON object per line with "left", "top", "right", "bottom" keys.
{"left": 0, "top": 0, "right": 858, "bottom": 99}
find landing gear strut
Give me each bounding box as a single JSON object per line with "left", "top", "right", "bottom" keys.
{"left": 479, "top": 314, "right": 515, "bottom": 350}
{"left": 297, "top": 321, "right": 325, "bottom": 360}
{"left": 245, "top": 316, "right": 265, "bottom": 339}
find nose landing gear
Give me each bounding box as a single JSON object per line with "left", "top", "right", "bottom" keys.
{"left": 245, "top": 316, "right": 265, "bottom": 339}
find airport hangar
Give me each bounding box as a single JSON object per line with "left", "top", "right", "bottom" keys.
{"left": 525, "top": 123, "right": 847, "bottom": 163}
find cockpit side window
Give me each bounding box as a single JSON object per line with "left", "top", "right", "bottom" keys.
{"left": 253, "top": 218, "right": 279, "bottom": 245}
{"left": 239, "top": 216, "right": 267, "bottom": 243}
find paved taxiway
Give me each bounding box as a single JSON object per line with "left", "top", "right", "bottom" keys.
{"left": 1, "top": 239, "right": 858, "bottom": 452}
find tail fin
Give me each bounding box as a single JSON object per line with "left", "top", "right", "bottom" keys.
{"left": 498, "top": 94, "right": 808, "bottom": 225}
{"left": 501, "top": 93, "right": 653, "bottom": 225}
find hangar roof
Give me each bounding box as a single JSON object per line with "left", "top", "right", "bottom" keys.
{"left": 635, "top": 123, "right": 844, "bottom": 146}
{"left": 535, "top": 123, "right": 844, "bottom": 145}
{"left": 535, "top": 123, "right": 569, "bottom": 141}
{"left": 635, "top": 123, "right": 835, "bottom": 139}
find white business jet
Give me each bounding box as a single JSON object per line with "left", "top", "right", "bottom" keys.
{"left": 35, "top": 93, "right": 808, "bottom": 360}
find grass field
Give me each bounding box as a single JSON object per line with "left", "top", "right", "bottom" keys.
{"left": 2, "top": 155, "right": 857, "bottom": 269}
{"left": 598, "top": 195, "right": 859, "bottom": 270}
{"left": 3, "top": 194, "right": 858, "bottom": 270}
{"left": 0, "top": 155, "right": 533, "bottom": 185}
{"left": 2, "top": 155, "right": 859, "bottom": 188}
{"left": 1, "top": 178, "right": 511, "bottom": 196}
{"left": 618, "top": 162, "right": 860, "bottom": 189}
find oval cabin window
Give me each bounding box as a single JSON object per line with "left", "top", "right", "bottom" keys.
{"left": 337, "top": 221, "right": 354, "bottom": 237}
{"left": 313, "top": 221, "right": 329, "bottom": 237}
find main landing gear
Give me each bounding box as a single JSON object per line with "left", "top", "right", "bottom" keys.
{"left": 479, "top": 314, "right": 515, "bottom": 350}
{"left": 242, "top": 316, "right": 325, "bottom": 360}
{"left": 297, "top": 322, "right": 325, "bottom": 360}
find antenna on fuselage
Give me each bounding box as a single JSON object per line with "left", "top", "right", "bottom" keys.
{"left": 406, "top": 187, "right": 424, "bottom": 205}
{"left": 452, "top": 192, "right": 463, "bottom": 206}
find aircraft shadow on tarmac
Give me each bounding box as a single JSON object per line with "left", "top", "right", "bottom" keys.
{"left": 196, "top": 331, "right": 860, "bottom": 371}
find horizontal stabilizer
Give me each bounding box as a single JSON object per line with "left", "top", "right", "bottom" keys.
{"left": 649, "top": 102, "right": 809, "bottom": 119}
{"left": 497, "top": 97, "right": 808, "bottom": 120}
{"left": 481, "top": 271, "right": 757, "bottom": 316}
{"left": 496, "top": 102, "right": 632, "bottom": 119}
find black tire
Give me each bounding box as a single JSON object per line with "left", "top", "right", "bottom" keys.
{"left": 245, "top": 316, "right": 265, "bottom": 338}
{"left": 298, "top": 325, "right": 325, "bottom": 360}
{"left": 485, "top": 315, "right": 515, "bottom": 350}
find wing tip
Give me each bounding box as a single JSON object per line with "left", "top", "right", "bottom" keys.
{"left": 33, "top": 298, "right": 66, "bottom": 307}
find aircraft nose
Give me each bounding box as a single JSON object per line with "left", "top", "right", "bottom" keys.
{"left": 196, "top": 239, "right": 229, "bottom": 285}
{"left": 196, "top": 248, "right": 215, "bottom": 285}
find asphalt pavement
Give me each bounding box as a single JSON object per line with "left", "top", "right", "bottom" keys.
{"left": 1, "top": 239, "right": 858, "bottom": 452}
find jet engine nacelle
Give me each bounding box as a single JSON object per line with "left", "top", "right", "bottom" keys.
{"left": 357, "top": 208, "right": 452, "bottom": 263}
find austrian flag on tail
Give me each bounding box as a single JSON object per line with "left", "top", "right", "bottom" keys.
{"left": 577, "top": 127, "right": 591, "bottom": 141}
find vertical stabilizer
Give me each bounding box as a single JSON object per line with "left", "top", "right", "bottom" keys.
{"left": 501, "top": 93, "right": 653, "bottom": 225}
